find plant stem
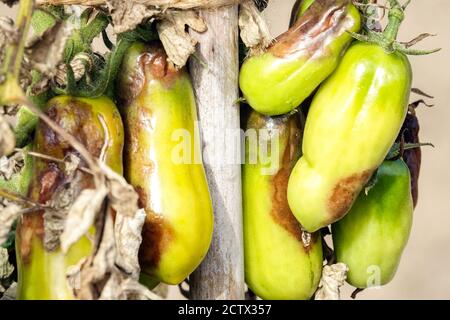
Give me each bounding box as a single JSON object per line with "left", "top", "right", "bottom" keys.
{"left": 1, "top": 0, "right": 34, "bottom": 78}
{"left": 382, "top": 0, "right": 404, "bottom": 44}
{"left": 0, "top": 0, "right": 34, "bottom": 105}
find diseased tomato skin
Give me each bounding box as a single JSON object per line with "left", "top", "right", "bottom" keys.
{"left": 287, "top": 42, "right": 412, "bottom": 233}
{"left": 116, "top": 42, "right": 213, "bottom": 285}
{"left": 239, "top": 0, "right": 361, "bottom": 116}
{"left": 243, "top": 110, "right": 323, "bottom": 300}
{"left": 15, "top": 95, "right": 124, "bottom": 300}
{"left": 332, "top": 159, "right": 413, "bottom": 288}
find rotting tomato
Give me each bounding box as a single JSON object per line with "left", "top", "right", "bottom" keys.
{"left": 116, "top": 42, "right": 213, "bottom": 286}
{"left": 15, "top": 95, "right": 124, "bottom": 300}
{"left": 239, "top": 0, "right": 361, "bottom": 116}
{"left": 287, "top": 5, "right": 413, "bottom": 232}
{"left": 243, "top": 110, "right": 322, "bottom": 300}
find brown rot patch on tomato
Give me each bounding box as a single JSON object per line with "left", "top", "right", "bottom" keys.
{"left": 136, "top": 186, "right": 173, "bottom": 273}
{"left": 17, "top": 212, "right": 44, "bottom": 265}
{"left": 138, "top": 213, "right": 174, "bottom": 273}
{"left": 328, "top": 170, "right": 373, "bottom": 221}
{"left": 36, "top": 163, "right": 63, "bottom": 203}
{"left": 40, "top": 99, "right": 104, "bottom": 159}
{"left": 269, "top": 115, "right": 315, "bottom": 250}
{"left": 141, "top": 42, "right": 182, "bottom": 87}
{"left": 270, "top": 0, "right": 353, "bottom": 58}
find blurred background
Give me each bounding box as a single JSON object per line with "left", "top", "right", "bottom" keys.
{"left": 1, "top": 0, "right": 449, "bottom": 300}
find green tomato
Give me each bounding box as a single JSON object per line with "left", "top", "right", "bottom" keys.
{"left": 239, "top": 0, "right": 361, "bottom": 116}
{"left": 288, "top": 42, "right": 412, "bottom": 232}
{"left": 16, "top": 95, "right": 124, "bottom": 300}
{"left": 116, "top": 42, "right": 213, "bottom": 286}
{"left": 332, "top": 160, "right": 413, "bottom": 288}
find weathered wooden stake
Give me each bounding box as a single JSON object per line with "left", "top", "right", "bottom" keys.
{"left": 189, "top": 5, "right": 245, "bottom": 300}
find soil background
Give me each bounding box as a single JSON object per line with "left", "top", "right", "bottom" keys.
{"left": 1, "top": 0, "right": 449, "bottom": 300}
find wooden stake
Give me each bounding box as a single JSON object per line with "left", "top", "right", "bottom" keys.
{"left": 189, "top": 5, "right": 245, "bottom": 300}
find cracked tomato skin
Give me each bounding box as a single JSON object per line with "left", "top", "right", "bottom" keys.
{"left": 15, "top": 96, "right": 124, "bottom": 300}
{"left": 239, "top": 0, "right": 360, "bottom": 116}
{"left": 332, "top": 159, "right": 413, "bottom": 288}
{"left": 243, "top": 110, "right": 322, "bottom": 300}
{"left": 116, "top": 42, "right": 213, "bottom": 286}
{"left": 287, "top": 42, "right": 412, "bottom": 233}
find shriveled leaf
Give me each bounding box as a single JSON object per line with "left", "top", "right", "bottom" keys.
{"left": 315, "top": 263, "right": 348, "bottom": 300}
{"left": 115, "top": 208, "right": 146, "bottom": 278}
{"left": 54, "top": 53, "right": 92, "bottom": 87}
{"left": 99, "top": 272, "right": 161, "bottom": 300}
{"left": 26, "top": 19, "right": 74, "bottom": 80}
{"left": 100, "top": 163, "right": 139, "bottom": 217}
{"left": 239, "top": 0, "right": 271, "bottom": 52}
{"left": 157, "top": 10, "right": 207, "bottom": 67}
{"left": 60, "top": 186, "right": 108, "bottom": 253}
{"left": 152, "top": 283, "right": 169, "bottom": 299}
{"left": 0, "top": 116, "right": 15, "bottom": 157}
{"left": 66, "top": 257, "right": 86, "bottom": 295}
{"left": 106, "top": 0, "right": 159, "bottom": 34}
{"left": 0, "top": 247, "right": 14, "bottom": 295}
{"left": 63, "top": 153, "right": 81, "bottom": 177}
{"left": 43, "top": 179, "right": 79, "bottom": 251}
{"left": 74, "top": 210, "right": 116, "bottom": 300}
{"left": 0, "top": 150, "right": 24, "bottom": 181}
{"left": 0, "top": 202, "right": 21, "bottom": 246}
{"left": 0, "top": 281, "right": 16, "bottom": 300}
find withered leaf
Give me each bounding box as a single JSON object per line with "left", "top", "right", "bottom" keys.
{"left": 239, "top": 0, "right": 271, "bottom": 52}
{"left": 99, "top": 272, "right": 161, "bottom": 300}
{"left": 0, "top": 116, "right": 15, "bottom": 157}
{"left": 106, "top": 0, "right": 159, "bottom": 34}
{"left": 157, "top": 10, "right": 207, "bottom": 67}
{"left": 43, "top": 175, "right": 82, "bottom": 252}
{"left": 26, "top": 19, "right": 74, "bottom": 80}
{"left": 115, "top": 208, "right": 146, "bottom": 278}
{"left": 0, "top": 150, "right": 24, "bottom": 181}
{"left": 64, "top": 153, "right": 81, "bottom": 178}
{"left": 315, "top": 263, "right": 348, "bottom": 300}
{"left": 60, "top": 186, "right": 108, "bottom": 253}
{"left": 0, "top": 201, "right": 21, "bottom": 246}
{"left": 0, "top": 247, "right": 14, "bottom": 295}
{"left": 100, "top": 163, "right": 139, "bottom": 217}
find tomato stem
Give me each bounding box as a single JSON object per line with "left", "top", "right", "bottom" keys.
{"left": 382, "top": 0, "right": 404, "bottom": 45}
{"left": 0, "top": 0, "right": 34, "bottom": 105}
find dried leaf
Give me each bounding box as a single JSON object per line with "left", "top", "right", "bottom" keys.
{"left": 43, "top": 179, "right": 79, "bottom": 251}
{"left": 239, "top": 0, "right": 271, "bottom": 52}
{"left": 0, "top": 247, "right": 14, "bottom": 295}
{"left": 157, "top": 10, "right": 207, "bottom": 67}
{"left": 60, "top": 186, "right": 108, "bottom": 253}
{"left": 100, "top": 273, "right": 161, "bottom": 300}
{"left": 54, "top": 53, "right": 92, "bottom": 87}
{"left": 315, "top": 263, "right": 348, "bottom": 300}
{"left": 101, "top": 163, "right": 139, "bottom": 217}
{"left": 0, "top": 150, "right": 24, "bottom": 181}
{"left": 26, "top": 19, "right": 74, "bottom": 80}
{"left": 115, "top": 208, "right": 146, "bottom": 278}
{"left": 106, "top": 0, "right": 159, "bottom": 34}
{"left": 0, "top": 202, "right": 21, "bottom": 246}
{"left": 0, "top": 115, "right": 15, "bottom": 157}
{"left": 64, "top": 153, "right": 81, "bottom": 177}
{"left": 0, "top": 281, "right": 16, "bottom": 300}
